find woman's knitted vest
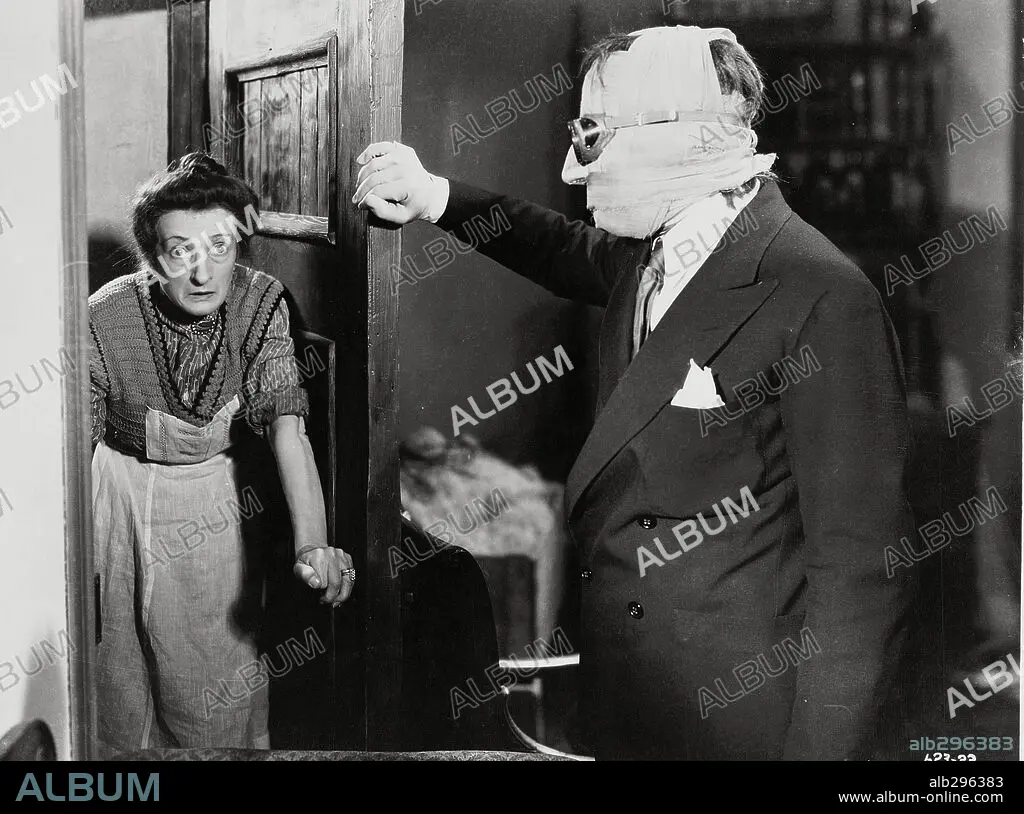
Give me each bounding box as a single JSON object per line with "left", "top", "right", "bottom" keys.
{"left": 89, "top": 265, "right": 285, "bottom": 457}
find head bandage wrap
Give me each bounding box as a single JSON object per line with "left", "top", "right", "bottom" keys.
{"left": 563, "top": 25, "right": 777, "bottom": 239}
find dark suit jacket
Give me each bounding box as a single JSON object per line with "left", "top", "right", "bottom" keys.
{"left": 435, "top": 180, "right": 917, "bottom": 760}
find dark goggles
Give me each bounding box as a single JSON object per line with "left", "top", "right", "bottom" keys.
{"left": 567, "top": 109, "right": 746, "bottom": 166}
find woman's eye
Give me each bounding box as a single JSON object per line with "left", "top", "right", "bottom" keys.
{"left": 210, "top": 242, "right": 230, "bottom": 257}
{"left": 169, "top": 245, "right": 191, "bottom": 259}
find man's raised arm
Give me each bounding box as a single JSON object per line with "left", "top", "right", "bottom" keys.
{"left": 353, "top": 141, "right": 642, "bottom": 306}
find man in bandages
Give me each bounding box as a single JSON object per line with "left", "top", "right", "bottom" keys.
{"left": 355, "top": 25, "right": 916, "bottom": 760}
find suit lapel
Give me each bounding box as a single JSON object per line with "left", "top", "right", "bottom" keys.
{"left": 567, "top": 182, "right": 793, "bottom": 521}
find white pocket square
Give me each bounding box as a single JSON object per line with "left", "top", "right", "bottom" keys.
{"left": 671, "top": 359, "right": 725, "bottom": 409}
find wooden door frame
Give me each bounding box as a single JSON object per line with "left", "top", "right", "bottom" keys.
{"left": 60, "top": 0, "right": 97, "bottom": 761}
{"left": 167, "top": 0, "right": 209, "bottom": 157}
{"left": 167, "top": 0, "right": 404, "bottom": 750}
{"left": 337, "top": 0, "right": 404, "bottom": 751}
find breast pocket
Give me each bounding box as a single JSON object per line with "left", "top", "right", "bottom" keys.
{"left": 637, "top": 396, "right": 759, "bottom": 514}
{"left": 661, "top": 391, "right": 755, "bottom": 446}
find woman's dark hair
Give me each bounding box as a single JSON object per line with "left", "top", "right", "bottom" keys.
{"left": 130, "top": 152, "right": 260, "bottom": 269}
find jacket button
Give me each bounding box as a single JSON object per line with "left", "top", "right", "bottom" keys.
{"left": 628, "top": 601, "right": 644, "bottom": 619}
{"left": 638, "top": 515, "right": 657, "bottom": 529}
{"left": 580, "top": 569, "right": 593, "bottom": 582}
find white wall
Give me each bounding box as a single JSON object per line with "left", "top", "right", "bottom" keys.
{"left": 84, "top": 7, "right": 167, "bottom": 241}
{"left": 0, "top": 1, "right": 77, "bottom": 760}
{"left": 0, "top": 0, "right": 168, "bottom": 762}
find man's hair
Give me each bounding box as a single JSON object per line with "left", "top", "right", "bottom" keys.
{"left": 580, "top": 32, "right": 766, "bottom": 128}
{"left": 580, "top": 32, "right": 775, "bottom": 202}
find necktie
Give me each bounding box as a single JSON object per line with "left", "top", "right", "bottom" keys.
{"left": 631, "top": 240, "right": 666, "bottom": 359}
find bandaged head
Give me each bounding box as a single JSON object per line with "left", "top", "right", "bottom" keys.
{"left": 563, "top": 25, "right": 777, "bottom": 239}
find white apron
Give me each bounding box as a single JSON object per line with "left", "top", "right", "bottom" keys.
{"left": 93, "top": 397, "right": 271, "bottom": 755}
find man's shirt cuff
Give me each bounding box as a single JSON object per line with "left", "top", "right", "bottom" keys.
{"left": 425, "top": 175, "right": 450, "bottom": 223}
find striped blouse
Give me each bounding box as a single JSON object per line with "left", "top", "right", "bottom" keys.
{"left": 90, "top": 284, "right": 308, "bottom": 446}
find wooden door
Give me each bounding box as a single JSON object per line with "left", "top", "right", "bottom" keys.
{"left": 168, "top": 0, "right": 403, "bottom": 750}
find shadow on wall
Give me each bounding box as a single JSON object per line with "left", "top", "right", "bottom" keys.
{"left": 88, "top": 233, "right": 136, "bottom": 295}
{"left": 400, "top": 0, "right": 591, "bottom": 484}
{"left": 474, "top": 300, "right": 596, "bottom": 478}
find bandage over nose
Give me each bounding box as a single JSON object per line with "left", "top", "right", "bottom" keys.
{"left": 563, "top": 25, "right": 776, "bottom": 238}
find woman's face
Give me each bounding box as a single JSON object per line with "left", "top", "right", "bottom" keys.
{"left": 154, "top": 207, "right": 239, "bottom": 318}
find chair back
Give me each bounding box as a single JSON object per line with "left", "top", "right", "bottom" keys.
{"left": 398, "top": 518, "right": 522, "bottom": 752}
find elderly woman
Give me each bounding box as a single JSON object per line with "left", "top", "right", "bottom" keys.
{"left": 89, "top": 152, "right": 352, "bottom": 754}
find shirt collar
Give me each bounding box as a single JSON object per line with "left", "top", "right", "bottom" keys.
{"left": 656, "top": 181, "right": 760, "bottom": 283}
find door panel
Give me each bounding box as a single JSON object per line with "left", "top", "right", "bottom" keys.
{"left": 174, "top": 0, "right": 404, "bottom": 750}
{"left": 260, "top": 330, "right": 337, "bottom": 749}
